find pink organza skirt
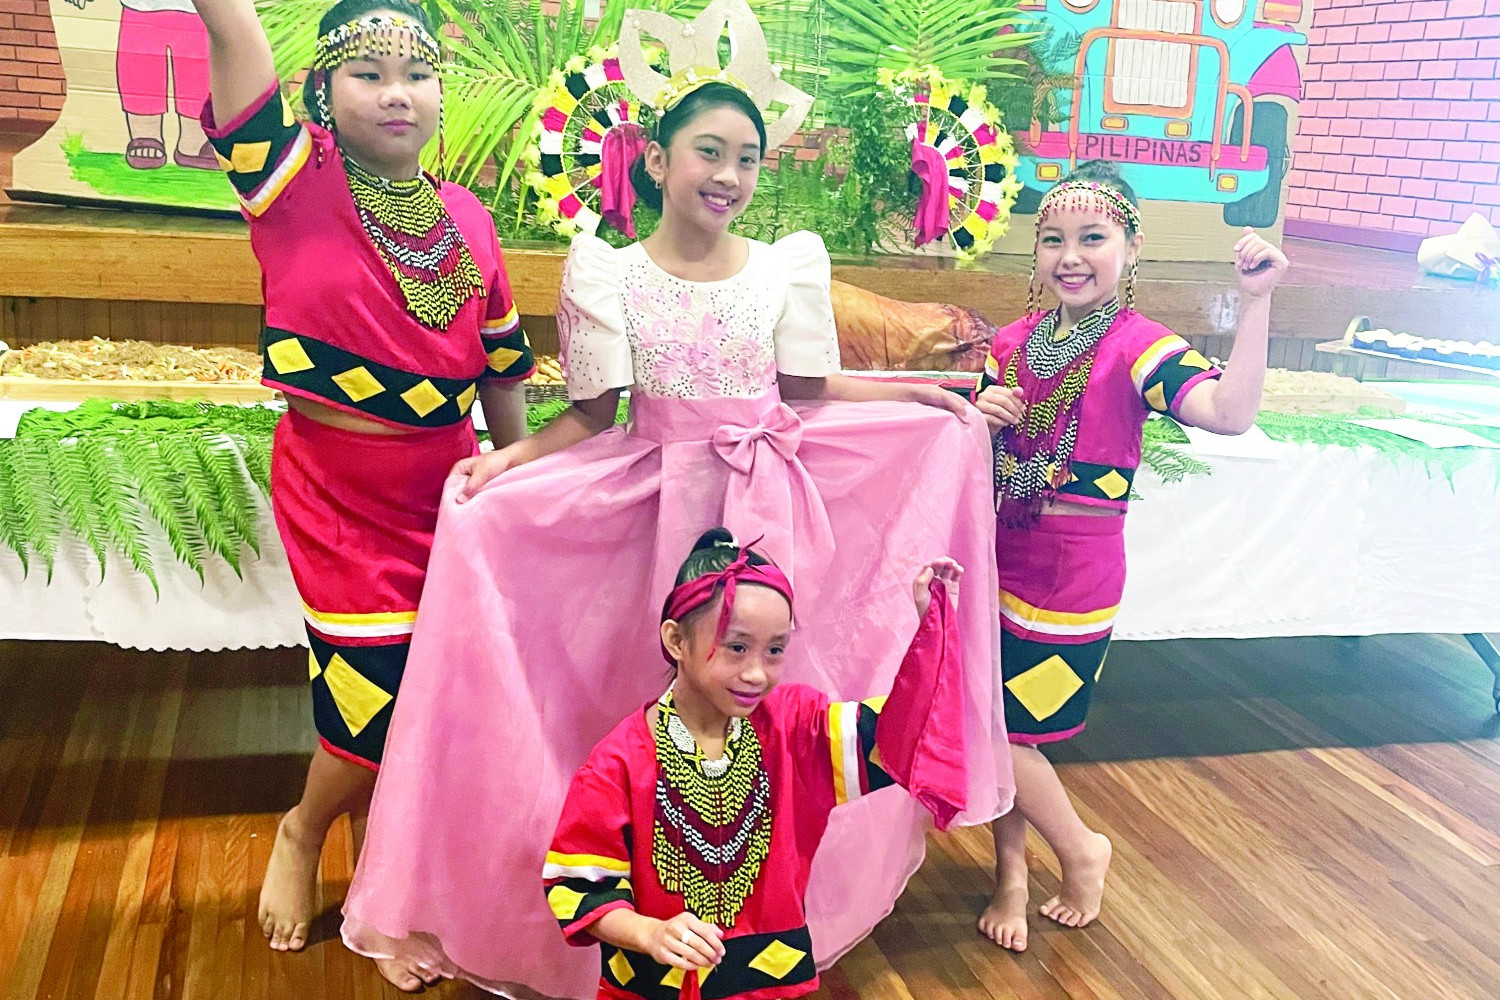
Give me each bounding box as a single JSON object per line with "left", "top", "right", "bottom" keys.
{"left": 342, "top": 389, "right": 1013, "bottom": 998}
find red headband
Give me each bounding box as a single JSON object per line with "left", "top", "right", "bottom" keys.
{"left": 660, "top": 544, "right": 794, "bottom": 665}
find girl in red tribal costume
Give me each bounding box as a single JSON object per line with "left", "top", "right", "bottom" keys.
{"left": 190, "top": 0, "right": 533, "bottom": 982}
{"left": 544, "top": 529, "right": 969, "bottom": 1000}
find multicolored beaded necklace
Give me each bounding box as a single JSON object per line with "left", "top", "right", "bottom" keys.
{"left": 343, "top": 156, "right": 485, "bottom": 331}
{"left": 997, "top": 298, "right": 1122, "bottom": 525}
{"left": 651, "top": 690, "right": 773, "bottom": 928}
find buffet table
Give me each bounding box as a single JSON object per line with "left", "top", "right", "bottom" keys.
{"left": 5, "top": 385, "right": 1499, "bottom": 707}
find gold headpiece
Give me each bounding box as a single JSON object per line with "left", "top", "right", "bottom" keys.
{"left": 617, "top": 0, "right": 813, "bottom": 150}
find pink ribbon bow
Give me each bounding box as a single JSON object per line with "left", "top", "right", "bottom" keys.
{"left": 910, "top": 139, "right": 951, "bottom": 247}
{"left": 599, "top": 122, "right": 648, "bottom": 237}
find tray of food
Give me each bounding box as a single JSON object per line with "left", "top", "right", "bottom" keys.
{"left": 1315, "top": 316, "right": 1500, "bottom": 379}
{"left": 0, "top": 338, "right": 273, "bottom": 402}
{"left": 1258, "top": 366, "right": 1407, "bottom": 415}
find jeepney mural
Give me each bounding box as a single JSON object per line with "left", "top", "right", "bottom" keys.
{"left": 1015, "top": 0, "right": 1310, "bottom": 228}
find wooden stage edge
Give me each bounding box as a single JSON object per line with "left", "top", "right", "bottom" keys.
{"left": 3, "top": 197, "right": 1499, "bottom": 363}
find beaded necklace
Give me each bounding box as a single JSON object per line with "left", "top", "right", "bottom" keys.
{"left": 343, "top": 155, "right": 485, "bottom": 331}
{"left": 651, "top": 690, "right": 773, "bottom": 928}
{"left": 997, "top": 298, "right": 1122, "bottom": 525}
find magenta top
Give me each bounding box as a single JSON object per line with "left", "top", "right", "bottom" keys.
{"left": 980, "top": 308, "right": 1222, "bottom": 511}
{"left": 202, "top": 83, "right": 533, "bottom": 429}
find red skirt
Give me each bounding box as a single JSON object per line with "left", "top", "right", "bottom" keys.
{"left": 996, "top": 513, "right": 1126, "bottom": 745}
{"left": 271, "top": 408, "right": 477, "bottom": 769}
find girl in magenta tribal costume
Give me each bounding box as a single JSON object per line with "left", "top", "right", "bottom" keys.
{"left": 341, "top": 18, "right": 1012, "bottom": 993}
{"left": 970, "top": 160, "right": 1288, "bottom": 952}
{"left": 190, "top": 0, "right": 533, "bottom": 978}
{"left": 545, "top": 530, "right": 969, "bottom": 1000}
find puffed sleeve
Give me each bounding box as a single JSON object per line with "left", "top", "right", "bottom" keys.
{"left": 771, "top": 231, "right": 842, "bottom": 377}
{"left": 558, "top": 233, "right": 635, "bottom": 401}
{"left": 1129, "top": 326, "right": 1223, "bottom": 418}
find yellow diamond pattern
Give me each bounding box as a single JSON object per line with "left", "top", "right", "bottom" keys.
{"left": 455, "top": 383, "right": 477, "bottom": 415}
{"left": 308, "top": 650, "right": 323, "bottom": 681}
{"left": 547, "top": 884, "right": 585, "bottom": 921}
{"left": 1144, "top": 382, "right": 1168, "bottom": 412}
{"left": 321, "top": 654, "right": 394, "bottom": 737}
{"left": 660, "top": 967, "right": 686, "bottom": 989}
{"left": 607, "top": 950, "right": 635, "bottom": 986}
{"left": 487, "top": 346, "right": 523, "bottom": 372}
{"left": 214, "top": 149, "right": 234, "bottom": 172}
{"left": 332, "top": 366, "right": 386, "bottom": 402}
{"left": 401, "top": 379, "right": 447, "bottom": 418}
{"left": 229, "top": 140, "right": 272, "bottom": 174}
{"left": 1096, "top": 648, "right": 1110, "bottom": 682}
{"left": 281, "top": 95, "right": 296, "bottom": 128}
{"left": 1093, "top": 469, "right": 1130, "bottom": 500}
{"left": 1005, "top": 654, "right": 1084, "bottom": 723}
{"left": 266, "top": 338, "right": 315, "bottom": 375}
{"left": 748, "top": 939, "right": 808, "bottom": 980}
{"left": 1179, "top": 349, "right": 1212, "bottom": 371}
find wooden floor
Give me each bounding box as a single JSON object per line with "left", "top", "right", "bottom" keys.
{"left": 3, "top": 632, "right": 1498, "bottom": 1000}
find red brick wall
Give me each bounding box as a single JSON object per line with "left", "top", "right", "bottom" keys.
{"left": 0, "top": 0, "right": 63, "bottom": 128}
{"left": 1283, "top": 0, "right": 1500, "bottom": 249}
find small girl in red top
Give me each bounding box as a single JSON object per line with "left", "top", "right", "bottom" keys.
{"left": 190, "top": 0, "right": 532, "bottom": 981}
{"left": 971, "top": 160, "right": 1287, "bottom": 951}
{"left": 545, "top": 530, "right": 969, "bottom": 1000}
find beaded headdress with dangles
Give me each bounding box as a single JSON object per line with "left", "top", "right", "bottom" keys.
{"left": 309, "top": 13, "right": 483, "bottom": 332}
{"left": 1001, "top": 174, "right": 1140, "bottom": 524}
{"left": 313, "top": 14, "right": 441, "bottom": 72}
{"left": 1025, "top": 177, "right": 1144, "bottom": 315}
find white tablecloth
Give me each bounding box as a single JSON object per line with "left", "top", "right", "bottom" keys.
{"left": 4, "top": 437, "right": 1498, "bottom": 650}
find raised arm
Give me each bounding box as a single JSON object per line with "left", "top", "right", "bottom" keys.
{"left": 189, "top": 0, "right": 278, "bottom": 124}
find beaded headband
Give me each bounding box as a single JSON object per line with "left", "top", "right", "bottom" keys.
{"left": 1036, "top": 179, "right": 1144, "bottom": 236}
{"left": 313, "top": 14, "right": 441, "bottom": 72}
{"left": 660, "top": 540, "right": 794, "bottom": 665}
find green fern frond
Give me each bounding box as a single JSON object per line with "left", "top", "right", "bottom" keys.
{"left": 239, "top": 434, "right": 273, "bottom": 496}
{"left": 159, "top": 435, "right": 243, "bottom": 577}
{"left": 12, "top": 437, "right": 64, "bottom": 580}
{"left": 119, "top": 433, "right": 208, "bottom": 580}
{"left": 80, "top": 437, "right": 159, "bottom": 594}
{"left": 0, "top": 442, "right": 30, "bottom": 576}
{"left": 194, "top": 434, "right": 262, "bottom": 556}
{"left": 53, "top": 437, "right": 115, "bottom": 575}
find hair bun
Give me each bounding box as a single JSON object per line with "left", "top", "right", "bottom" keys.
{"left": 691, "top": 527, "right": 737, "bottom": 552}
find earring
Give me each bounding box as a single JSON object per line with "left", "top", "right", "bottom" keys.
{"left": 1025, "top": 256, "right": 1041, "bottom": 316}
{"left": 436, "top": 79, "right": 447, "bottom": 184}
{"left": 1125, "top": 259, "right": 1139, "bottom": 311}
{"left": 315, "top": 79, "right": 335, "bottom": 130}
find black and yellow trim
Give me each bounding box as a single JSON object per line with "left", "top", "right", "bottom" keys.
{"left": 547, "top": 876, "right": 634, "bottom": 935}
{"left": 480, "top": 322, "right": 535, "bottom": 381}
{"left": 306, "top": 629, "right": 407, "bottom": 768}
{"left": 206, "top": 89, "right": 309, "bottom": 217}
{"left": 261, "top": 327, "right": 479, "bottom": 428}
{"left": 600, "top": 925, "right": 815, "bottom": 999}
{"left": 1055, "top": 461, "right": 1135, "bottom": 503}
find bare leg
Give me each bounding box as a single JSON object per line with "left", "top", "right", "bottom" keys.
{"left": 1010, "top": 744, "right": 1111, "bottom": 928}
{"left": 978, "top": 806, "right": 1031, "bottom": 950}
{"left": 260, "top": 746, "right": 373, "bottom": 953}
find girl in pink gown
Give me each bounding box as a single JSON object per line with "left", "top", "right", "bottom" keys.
{"left": 343, "top": 79, "right": 1013, "bottom": 997}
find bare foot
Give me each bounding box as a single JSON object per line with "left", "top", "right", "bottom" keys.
{"left": 977, "top": 883, "right": 1030, "bottom": 951}
{"left": 376, "top": 956, "right": 444, "bottom": 992}
{"left": 1040, "top": 831, "right": 1111, "bottom": 928}
{"left": 259, "top": 808, "right": 322, "bottom": 951}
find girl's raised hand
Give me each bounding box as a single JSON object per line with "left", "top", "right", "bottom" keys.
{"left": 646, "top": 913, "right": 725, "bottom": 970}
{"left": 975, "top": 384, "right": 1025, "bottom": 433}
{"left": 913, "top": 557, "right": 963, "bottom": 617}
{"left": 1233, "top": 227, "right": 1289, "bottom": 299}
